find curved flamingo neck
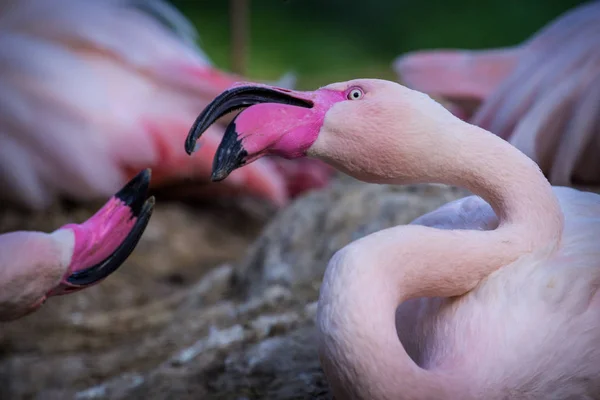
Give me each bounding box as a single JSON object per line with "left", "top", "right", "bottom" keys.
{"left": 314, "top": 120, "right": 564, "bottom": 399}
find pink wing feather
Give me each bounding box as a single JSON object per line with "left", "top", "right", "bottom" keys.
{"left": 0, "top": 0, "right": 331, "bottom": 209}
{"left": 393, "top": 2, "right": 600, "bottom": 187}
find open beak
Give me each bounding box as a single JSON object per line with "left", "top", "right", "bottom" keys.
{"left": 50, "top": 169, "right": 155, "bottom": 294}
{"left": 184, "top": 84, "right": 314, "bottom": 181}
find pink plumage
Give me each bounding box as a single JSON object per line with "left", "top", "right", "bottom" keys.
{"left": 393, "top": 1, "right": 600, "bottom": 187}
{"left": 0, "top": 0, "right": 332, "bottom": 210}
{"left": 188, "top": 78, "right": 600, "bottom": 399}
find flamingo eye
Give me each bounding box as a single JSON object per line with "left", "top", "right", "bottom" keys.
{"left": 347, "top": 88, "right": 364, "bottom": 100}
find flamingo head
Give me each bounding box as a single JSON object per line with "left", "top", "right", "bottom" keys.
{"left": 48, "top": 169, "right": 155, "bottom": 297}
{"left": 185, "top": 79, "right": 453, "bottom": 183}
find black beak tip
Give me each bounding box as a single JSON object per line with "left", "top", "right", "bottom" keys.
{"left": 66, "top": 196, "right": 155, "bottom": 287}
{"left": 115, "top": 168, "right": 152, "bottom": 217}
{"left": 184, "top": 136, "right": 196, "bottom": 156}
{"left": 184, "top": 84, "right": 313, "bottom": 160}
{"left": 208, "top": 116, "right": 248, "bottom": 183}
{"left": 211, "top": 169, "right": 231, "bottom": 182}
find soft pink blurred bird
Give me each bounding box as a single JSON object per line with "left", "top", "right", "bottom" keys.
{"left": 0, "top": 169, "right": 154, "bottom": 321}
{"left": 187, "top": 79, "right": 600, "bottom": 399}
{"left": 0, "top": 0, "right": 332, "bottom": 210}
{"left": 393, "top": 1, "right": 600, "bottom": 187}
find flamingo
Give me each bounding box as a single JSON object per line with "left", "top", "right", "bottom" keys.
{"left": 0, "top": 169, "right": 154, "bottom": 322}
{"left": 0, "top": 0, "right": 332, "bottom": 211}
{"left": 185, "top": 79, "right": 600, "bottom": 399}
{"left": 393, "top": 1, "right": 600, "bottom": 187}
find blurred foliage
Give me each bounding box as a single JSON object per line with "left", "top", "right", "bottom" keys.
{"left": 170, "top": 0, "right": 587, "bottom": 88}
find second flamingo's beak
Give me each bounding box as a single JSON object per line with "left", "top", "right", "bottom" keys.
{"left": 66, "top": 170, "right": 154, "bottom": 287}
{"left": 49, "top": 169, "right": 155, "bottom": 296}
{"left": 185, "top": 83, "right": 342, "bottom": 182}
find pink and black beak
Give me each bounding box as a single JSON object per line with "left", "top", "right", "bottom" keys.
{"left": 51, "top": 169, "right": 155, "bottom": 295}
{"left": 184, "top": 84, "right": 315, "bottom": 181}
{"left": 66, "top": 170, "right": 154, "bottom": 287}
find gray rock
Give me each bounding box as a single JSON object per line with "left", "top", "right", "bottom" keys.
{"left": 236, "top": 178, "right": 470, "bottom": 299}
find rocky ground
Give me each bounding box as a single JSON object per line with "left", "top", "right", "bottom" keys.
{"left": 0, "top": 176, "right": 470, "bottom": 399}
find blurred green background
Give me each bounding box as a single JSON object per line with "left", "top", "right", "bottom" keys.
{"left": 170, "top": 0, "right": 587, "bottom": 89}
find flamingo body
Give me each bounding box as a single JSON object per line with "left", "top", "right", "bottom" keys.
{"left": 187, "top": 78, "right": 600, "bottom": 399}
{"left": 394, "top": 187, "right": 600, "bottom": 398}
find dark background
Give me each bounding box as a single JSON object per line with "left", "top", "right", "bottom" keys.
{"left": 170, "top": 0, "right": 587, "bottom": 88}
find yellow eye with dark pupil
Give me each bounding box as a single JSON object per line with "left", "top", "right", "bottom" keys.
{"left": 348, "top": 89, "right": 363, "bottom": 100}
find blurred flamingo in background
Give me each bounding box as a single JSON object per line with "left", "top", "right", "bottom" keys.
{"left": 0, "top": 169, "right": 154, "bottom": 321}
{"left": 393, "top": 1, "right": 600, "bottom": 187}
{"left": 0, "top": 0, "right": 332, "bottom": 211}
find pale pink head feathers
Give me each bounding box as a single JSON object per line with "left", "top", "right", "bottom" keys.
{"left": 185, "top": 79, "right": 450, "bottom": 185}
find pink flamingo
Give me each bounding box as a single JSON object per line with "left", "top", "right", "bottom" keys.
{"left": 393, "top": 1, "right": 600, "bottom": 187}
{"left": 186, "top": 79, "right": 600, "bottom": 399}
{"left": 0, "top": 0, "right": 331, "bottom": 210}
{"left": 0, "top": 169, "right": 154, "bottom": 322}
